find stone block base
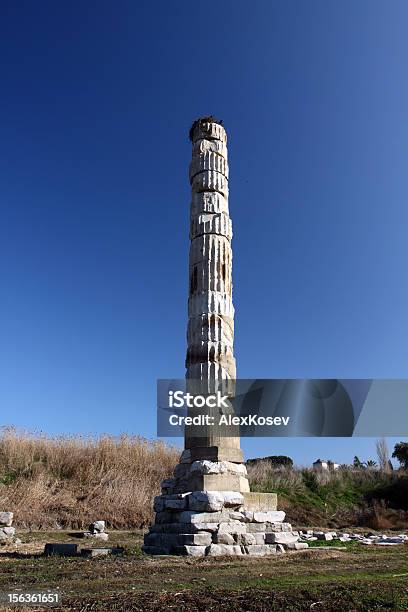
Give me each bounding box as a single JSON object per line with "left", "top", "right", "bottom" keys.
{"left": 243, "top": 492, "right": 277, "bottom": 511}
{"left": 143, "top": 492, "right": 304, "bottom": 557}
{"left": 144, "top": 458, "right": 302, "bottom": 557}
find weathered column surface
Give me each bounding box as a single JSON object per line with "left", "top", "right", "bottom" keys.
{"left": 184, "top": 117, "right": 243, "bottom": 468}
{"left": 143, "top": 118, "right": 294, "bottom": 557}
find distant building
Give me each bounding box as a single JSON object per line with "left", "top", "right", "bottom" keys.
{"left": 313, "top": 459, "right": 340, "bottom": 471}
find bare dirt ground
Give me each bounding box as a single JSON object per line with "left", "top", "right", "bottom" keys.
{"left": 0, "top": 531, "right": 407, "bottom": 611}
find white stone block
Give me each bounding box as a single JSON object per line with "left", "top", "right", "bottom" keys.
{"left": 222, "top": 492, "right": 244, "bottom": 507}
{"left": 217, "top": 521, "right": 247, "bottom": 535}
{"left": 265, "top": 532, "right": 299, "bottom": 545}
{"left": 188, "top": 491, "right": 224, "bottom": 512}
{"left": 192, "top": 522, "right": 219, "bottom": 533}
{"left": 206, "top": 544, "right": 242, "bottom": 556}
{"left": 0, "top": 527, "right": 15, "bottom": 538}
{"left": 244, "top": 544, "right": 277, "bottom": 556}
{"left": 246, "top": 523, "right": 266, "bottom": 533}
{"left": 254, "top": 533, "right": 266, "bottom": 544}
{"left": 214, "top": 532, "right": 235, "bottom": 545}
{"left": 285, "top": 542, "right": 309, "bottom": 550}
{"left": 253, "top": 511, "right": 285, "bottom": 523}
{"left": 240, "top": 533, "right": 256, "bottom": 546}
{"left": 181, "top": 533, "right": 213, "bottom": 546}
{"left": 190, "top": 460, "right": 246, "bottom": 476}
{"left": 179, "top": 511, "right": 229, "bottom": 524}
{"left": 229, "top": 511, "right": 245, "bottom": 521}
{"left": 0, "top": 512, "right": 13, "bottom": 527}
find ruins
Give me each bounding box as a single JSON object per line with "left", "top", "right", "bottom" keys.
{"left": 143, "top": 117, "right": 299, "bottom": 555}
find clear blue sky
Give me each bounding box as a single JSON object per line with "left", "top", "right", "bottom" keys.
{"left": 1, "top": 1, "right": 407, "bottom": 466}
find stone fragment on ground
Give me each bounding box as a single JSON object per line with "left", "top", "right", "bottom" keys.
{"left": 44, "top": 543, "right": 78, "bottom": 556}
{"left": 80, "top": 547, "right": 124, "bottom": 558}
{"left": 89, "top": 520, "right": 106, "bottom": 534}
{"left": 0, "top": 511, "right": 20, "bottom": 545}
{"left": 297, "top": 530, "right": 408, "bottom": 547}
{"left": 83, "top": 520, "right": 109, "bottom": 540}
{"left": 0, "top": 512, "right": 13, "bottom": 527}
{"left": 315, "top": 532, "right": 333, "bottom": 541}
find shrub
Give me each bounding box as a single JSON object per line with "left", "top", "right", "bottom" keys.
{"left": 392, "top": 442, "right": 408, "bottom": 470}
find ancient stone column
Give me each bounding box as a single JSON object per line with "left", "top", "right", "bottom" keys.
{"left": 184, "top": 117, "right": 244, "bottom": 470}
{"left": 142, "top": 118, "right": 296, "bottom": 557}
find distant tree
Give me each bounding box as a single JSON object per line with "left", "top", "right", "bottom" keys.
{"left": 353, "top": 456, "right": 363, "bottom": 468}
{"left": 365, "top": 459, "right": 377, "bottom": 469}
{"left": 392, "top": 442, "right": 408, "bottom": 470}
{"left": 268, "top": 455, "right": 293, "bottom": 468}
{"left": 247, "top": 455, "right": 293, "bottom": 468}
{"left": 376, "top": 438, "right": 390, "bottom": 472}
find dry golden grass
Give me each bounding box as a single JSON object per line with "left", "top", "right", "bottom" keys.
{"left": 1, "top": 428, "right": 406, "bottom": 531}
{"left": 247, "top": 460, "right": 408, "bottom": 529}
{"left": 0, "top": 427, "right": 179, "bottom": 529}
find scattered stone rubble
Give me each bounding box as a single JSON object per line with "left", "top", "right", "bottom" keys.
{"left": 0, "top": 512, "right": 20, "bottom": 545}
{"left": 299, "top": 530, "right": 408, "bottom": 546}
{"left": 83, "top": 520, "right": 109, "bottom": 541}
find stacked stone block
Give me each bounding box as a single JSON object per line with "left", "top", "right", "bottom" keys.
{"left": 142, "top": 465, "right": 302, "bottom": 556}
